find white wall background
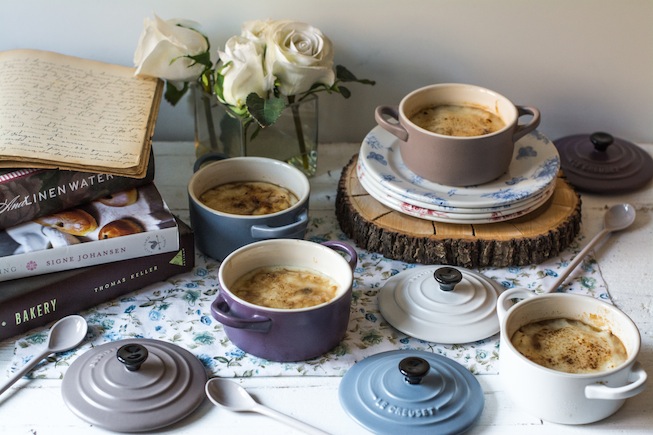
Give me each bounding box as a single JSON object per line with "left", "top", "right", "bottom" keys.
{"left": 2, "top": 0, "right": 652, "bottom": 144}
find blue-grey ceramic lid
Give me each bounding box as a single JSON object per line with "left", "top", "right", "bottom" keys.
{"left": 61, "top": 338, "right": 207, "bottom": 433}
{"left": 339, "top": 350, "right": 484, "bottom": 434}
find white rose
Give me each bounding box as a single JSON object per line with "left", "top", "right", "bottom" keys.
{"left": 265, "top": 21, "right": 336, "bottom": 96}
{"left": 240, "top": 19, "right": 277, "bottom": 45}
{"left": 133, "top": 15, "right": 209, "bottom": 82}
{"left": 217, "top": 35, "right": 272, "bottom": 109}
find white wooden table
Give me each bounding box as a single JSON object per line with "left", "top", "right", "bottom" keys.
{"left": 0, "top": 142, "right": 651, "bottom": 434}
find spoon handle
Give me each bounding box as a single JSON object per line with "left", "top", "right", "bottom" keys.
{"left": 546, "top": 228, "right": 609, "bottom": 293}
{"left": 253, "top": 403, "right": 331, "bottom": 435}
{"left": 0, "top": 349, "right": 50, "bottom": 396}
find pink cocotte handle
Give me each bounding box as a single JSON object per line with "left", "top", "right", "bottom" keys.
{"left": 512, "top": 106, "right": 541, "bottom": 142}
{"left": 374, "top": 106, "right": 409, "bottom": 142}
{"left": 584, "top": 362, "right": 648, "bottom": 400}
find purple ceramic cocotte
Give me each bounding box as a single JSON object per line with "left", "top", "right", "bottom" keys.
{"left": 211, "top": 239, "right": 358, "bottom": 362}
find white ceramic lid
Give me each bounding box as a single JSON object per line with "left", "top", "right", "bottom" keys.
{"left": 379, "top": 266, "right": 503, "bottom": 343}
{"left": 61, "top": 338, "right": 207, "bottom": 432}
{"left": 339, "top": 350, "right": 484, "bottom": 434}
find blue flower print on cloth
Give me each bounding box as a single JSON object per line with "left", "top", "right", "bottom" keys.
{"left": 11, "top": 210, "right": 608, "bottom": 381}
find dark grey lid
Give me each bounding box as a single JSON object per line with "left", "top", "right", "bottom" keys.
{"left": 61, "top": 338, "right": 207, "bottom": 433}
{"left": 554, "top": 132, "right": 653, "bottom": 193}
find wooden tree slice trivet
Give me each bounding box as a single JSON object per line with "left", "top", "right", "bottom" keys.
{"left": 335, "top": 154, "right": 582, "bottom": 268}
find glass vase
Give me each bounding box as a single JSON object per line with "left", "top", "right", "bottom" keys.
{"left": 193, "top": 87, "right": 319, "bottom": 177}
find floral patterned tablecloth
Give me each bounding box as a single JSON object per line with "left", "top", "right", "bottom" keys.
{"left": 9, "top": 208, "right": 608, "bottom": 379}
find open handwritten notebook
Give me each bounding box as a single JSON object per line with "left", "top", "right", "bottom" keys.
{"left": 0, "top": 49, "right": 162, "bottom": 178}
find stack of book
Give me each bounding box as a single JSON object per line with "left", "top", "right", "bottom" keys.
{"left": 0, "top": 49, "right": 195, "bottom": 340}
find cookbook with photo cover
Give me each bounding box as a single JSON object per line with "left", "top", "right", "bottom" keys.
{"left": 0, "top": 151, "right": 155, "bottom": 231}
{"left": 0, "top": 183, "right": 178, "bottom": 282}
{"left": 0, "top": 217, "right": 194, "bottom": 341}
{"left": 0, "top": 49, "right": 162, "bottom": 178}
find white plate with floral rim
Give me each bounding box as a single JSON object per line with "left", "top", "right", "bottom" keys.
{"left": 358, "top": 168, "right": 554, "bottom": 224}
{"left": 358, "top": 162, "right": 556, "bottom": 220}
{"left": 359, "top": 126, "right": 560, "bottom": 209}
{"left": 357, "top": 158, "right": 556, "bottom": 215}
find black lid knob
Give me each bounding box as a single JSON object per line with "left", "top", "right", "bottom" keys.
{"left": 590, "top": 132, "right": 614, "bottom": 152}
{"left": 433, "top": 267, "right": 463, "bottom": 292}
{"left": 117, "top": 343, "right": 149, "bottom": 371}
{"left": 399, "top": 357, "right": 430, "bottom": 385}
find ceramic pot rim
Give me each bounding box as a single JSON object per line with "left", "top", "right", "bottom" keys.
{"left": 218, "top": 239, "right": 354, "bottom": 313}
{"left": 188, "top": 156, "right": 311, "bottom": 219}
{"left": 398, "top": 82, "right": 518, "bottom": 139}
{"left": 500, "top": 292, "right": 641, "bottom": 377}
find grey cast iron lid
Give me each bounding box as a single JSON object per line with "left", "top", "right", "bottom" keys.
{"left": 339, "top": 350, "right": 484, "bottom": 435}
{"left": 61, "top": 338, "right": 208, "bottom": 433}
{"left": 554, "top": 132, "right": 653, "bottom": 193}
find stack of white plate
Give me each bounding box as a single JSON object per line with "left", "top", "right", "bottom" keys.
{"left": 357, "top": 126, "right": 561, "bottom": 224}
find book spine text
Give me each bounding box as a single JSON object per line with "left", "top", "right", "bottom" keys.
{"left": 0, "top": 221, "right": 193, "bottom": 341}
{"left": 0, "top": 225, "right": 178, "bottom": 282}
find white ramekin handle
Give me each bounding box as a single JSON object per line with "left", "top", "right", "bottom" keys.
{"left": 496, "top": 287, "right": 535, "bottom": 322}
{"left": 585, "top": 361, "right": 647, "bottom": 400}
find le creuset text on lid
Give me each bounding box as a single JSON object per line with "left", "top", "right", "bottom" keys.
{"left": 339, "top": 349, "right": 484, "bottom": 434}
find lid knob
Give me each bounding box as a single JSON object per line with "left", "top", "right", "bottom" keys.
{"left": 433, "top": 267, "right": 463, "bottom": 292}
{"left": 398, "top": 357, "right": 430, "bottom": 385}
{"left": 589, "top": 132, "right": 613, "bottom": 152}
{"left": 117, "top": 343, "right": 149, "bottom": 371}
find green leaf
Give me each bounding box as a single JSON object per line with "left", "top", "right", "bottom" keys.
{"left": 338, "top": 85, "right": 351, "bottom": 98}
{"left": 186, "top": 51, "right": 213, "bottom": 69}
{"left": 164, "top": 81, "right": 189, "bottom": 106}
{"left": 213, "top": 64, "right": 227, "bottom": 102}
{"left": 246, "top": 93, "right": 286, "bottom": 127}
{"left": 336, "top": 65, "right": 357, "bottom": 82}
{"left": 198, "top": 70, "right": 212, "bottom": 93}
{"left": 336, "top": 65, "right": 376, "bottom": 86}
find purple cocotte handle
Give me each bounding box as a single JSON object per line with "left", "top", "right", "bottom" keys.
{"left": 321, "top": 240, "right": 358, "bottom": 270}
{"left": 210, "top": 292, "right": 272, "bottom": 332}
{"left": 374, "top": 105, "right": 409, "bottom": 142}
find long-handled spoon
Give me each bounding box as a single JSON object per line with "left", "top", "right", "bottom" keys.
{"left": 0, "top": 315, "right": 88, "bottom": 396}
{"left": 205, "top": 377, "right": 330, "bottom": 435}
{"left": 546, "top": 203, "right": 636, "bottom": 293}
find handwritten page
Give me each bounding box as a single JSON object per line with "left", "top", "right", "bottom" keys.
{"left": 0, "top": 49, "right": 162, "bottom": 177}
